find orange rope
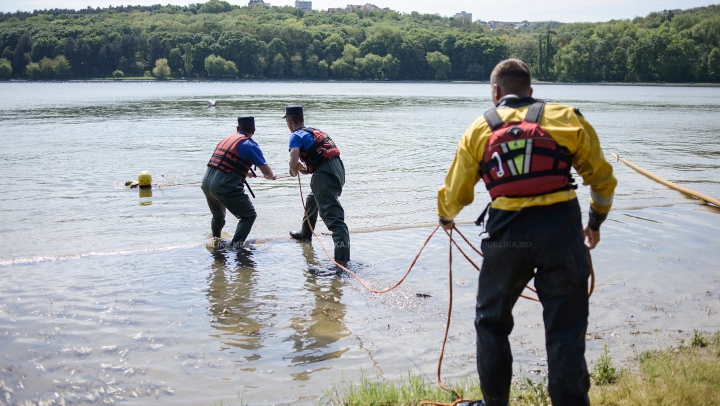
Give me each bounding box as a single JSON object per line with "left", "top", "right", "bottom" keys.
{"left": 442, "top": 219, "right": 593, "bottom": 302}
{"left": 297, "top": 175, "right": 439, "bottom": 294}
{"left": 443, "top": 228, "right": 480, "bottom": 271}
{"left": 453, "top": 226, "right": 484, "bottom": 258}
{"left": 418, "top": 229, "right": 473, "bottom": 406}
{"left": 157, "top": 174, "right": 294, "bottom": 189}
{"left": 588, "top": 248, "right": 595, "bottom": 297}
{"left": 294, "top": 174, "right": 595, "bottom": 404}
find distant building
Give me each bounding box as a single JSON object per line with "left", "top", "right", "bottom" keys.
{"left": 248, "top": 0, "right": 268, "bottom": 6}
{"left": 454, "top": 11, "right": 472, "bottom": 21}
{"left": 486, "top": 20, "right": 507, "bottom": 30}
{"left": 514, "top": 22, "right": 533, "bottom": 30}
{"left": 347, "top": 3, "right": 379, "bottom": 11}
{"left": 295, "top": 0, "right": 312, "bottom": 11}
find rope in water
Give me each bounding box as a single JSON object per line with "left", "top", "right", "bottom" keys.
{"left": 612, "top": 153, "right": 720, "bottom": 208}
{"left": 156, "top": 181, "right": 202, "bottom": 188}
{"left": 295, "top": 174, "right": 595, "bottom": 405}
{"left": 296, "top": 175, "right": 440, "bottom": 293}
{"left": 156, "top": 174, "right": 297, "bottom": 188}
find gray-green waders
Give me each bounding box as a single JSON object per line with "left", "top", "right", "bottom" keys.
{"left": 201, "top": 167, "right": 257, "bottom": 248}
{"left": 293, "top": 158, "right": 350, "bottom": 262}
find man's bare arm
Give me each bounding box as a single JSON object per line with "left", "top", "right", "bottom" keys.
{"left": 257, "top": 164, "right": 276, "bottom": 180}
{"left": 289, "top": 147, "right": 306, "bottom": 176}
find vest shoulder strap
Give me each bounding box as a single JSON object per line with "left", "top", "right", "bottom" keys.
{"left": 483, "top": 108, "right": 504, "bottom": 131}
{"left": 524, "top": 101, "right": 546, "bottom": 123}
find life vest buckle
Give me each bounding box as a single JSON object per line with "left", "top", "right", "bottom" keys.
{"left": 506, "top": 125, "right": 524, "bottom": 138}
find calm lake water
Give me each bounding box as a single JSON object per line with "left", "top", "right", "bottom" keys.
{"left": 1, "top": 81, "right": 719, "bottom": 405}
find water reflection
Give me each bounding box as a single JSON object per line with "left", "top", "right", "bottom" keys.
{"left": 138, "top": 188, "right": 152, "bottom": 205}
{"left": 285, "top": 244, "right": 350, "bottom": 375}
{"left": 206, "top": 247, "right": 264, "bottom": 361}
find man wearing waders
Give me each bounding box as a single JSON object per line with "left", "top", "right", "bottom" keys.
{"left": 438, "top": 59, "right": 617, "bottom": 406}
{"left": 285, "top": 105, "right": 350, "bottom": 263}
{"left": 202, "top": 116, "right": 276, "bottom": 248}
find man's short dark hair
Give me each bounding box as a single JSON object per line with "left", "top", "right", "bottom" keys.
{"left": 238, "top": 124, "right": 255, "bottom": 134}
{"left": 286, "top": 115, "right": 304, "bottom": 125}
{"left": 490, "top": 59, "right": 532, "bottom": 95}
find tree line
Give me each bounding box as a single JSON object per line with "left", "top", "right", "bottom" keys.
{"left": 0, "top": 1, "right": 718, "bottom": 82}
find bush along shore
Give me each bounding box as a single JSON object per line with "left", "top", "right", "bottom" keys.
{"left": 322, "top": 330, "right": 720, "bottom": 405}
{"left": 0, "top": 2, "right": 720, "bottom": 83}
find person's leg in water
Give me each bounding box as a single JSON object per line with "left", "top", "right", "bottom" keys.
{"left": 204, "top": 193, "right": 226, "bottom": 238}
{"left": 310, "top": 169, "right": 349, "bottom": 263}
{"left": 201, "top": 174, "right": 226, "bottom": 242}
{"left": 217, "top": 189, "right": 257, "bottom": 248}
{"left": 290, "top": 192, "right": 318, "bottom": 241}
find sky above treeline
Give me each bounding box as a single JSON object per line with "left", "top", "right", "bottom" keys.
{"left": 0, "top": 0, "right": 717, "bottom": 22}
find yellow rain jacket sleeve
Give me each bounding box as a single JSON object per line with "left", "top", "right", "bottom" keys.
{"left": 437, "top": 103, "right": 617, "bottom": 220}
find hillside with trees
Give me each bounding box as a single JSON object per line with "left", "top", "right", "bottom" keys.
{"left": 0, "top": 1, "right": 718, "bottom": 82}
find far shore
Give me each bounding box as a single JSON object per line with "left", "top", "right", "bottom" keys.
{"left": 2, "top": 78, "right": 720, "bottom": 87}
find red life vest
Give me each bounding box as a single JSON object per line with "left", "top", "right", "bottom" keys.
{"left": 298, "top": 127, "right": 340, "bottom": 173}
{"left": 207, "top": 133, "right": 252, "bottom": 179}
{"left": 481, "top": 102, "right": 575, "bottom": 199}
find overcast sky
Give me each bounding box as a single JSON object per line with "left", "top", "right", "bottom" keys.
{"left": 0, "top": 0, "right": 717, "bottom": 22}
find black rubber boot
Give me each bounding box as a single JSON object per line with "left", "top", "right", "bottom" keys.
{"left": 211, "top": 218, "right": 225, "bottom": 238}
{"left": 334, "top": 246, "right": 350, "bottom": 263}
{"left": 290, "top": 217, "right": 315, "bottom": 241}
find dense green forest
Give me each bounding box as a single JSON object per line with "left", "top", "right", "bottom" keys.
{"left": 0, "top": 1, "right": 719, "bottom": 82}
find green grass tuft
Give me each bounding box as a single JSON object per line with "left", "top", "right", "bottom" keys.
{"left": 324, "top": 370, "right": 483, "bottom": 406}
{"left": 513, "top": 377, "right": 551, "bottom": 406}
{"left": 592, "top": 344, "right": 618, "bottom": 385}
{"left": 324, "top": 370, "right": 562, "bottom": 405}
{"left": 691, "top": 330, "right": 709, "bottom": 347}
{"left": 590, "top": 331, "right": 720, "bottom": 405}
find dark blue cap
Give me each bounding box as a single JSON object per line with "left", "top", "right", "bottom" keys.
{"left": 283, "top": 105, "right": 303, "bottom": 118}
{"left": 238, "top": 116, "right": 255, "bottom": 126}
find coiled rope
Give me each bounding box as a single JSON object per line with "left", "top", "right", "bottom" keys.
{"left": 295, "top": 175, "right": 594, "bottom": 405}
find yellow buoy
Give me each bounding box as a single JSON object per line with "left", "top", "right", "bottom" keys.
{"left": 137, "top": 171, "right": 152, "bottom": 188}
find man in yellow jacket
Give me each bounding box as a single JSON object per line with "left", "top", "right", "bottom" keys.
{"left": 438, "top": 59, "right": 616, "bottom": 406}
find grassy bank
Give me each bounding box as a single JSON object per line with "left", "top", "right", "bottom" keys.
{"left": 591, "top": 331, "right": 720, "bottom": 405}
{"left": 324, "top": 331, "right": 720, "bottom": 405}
